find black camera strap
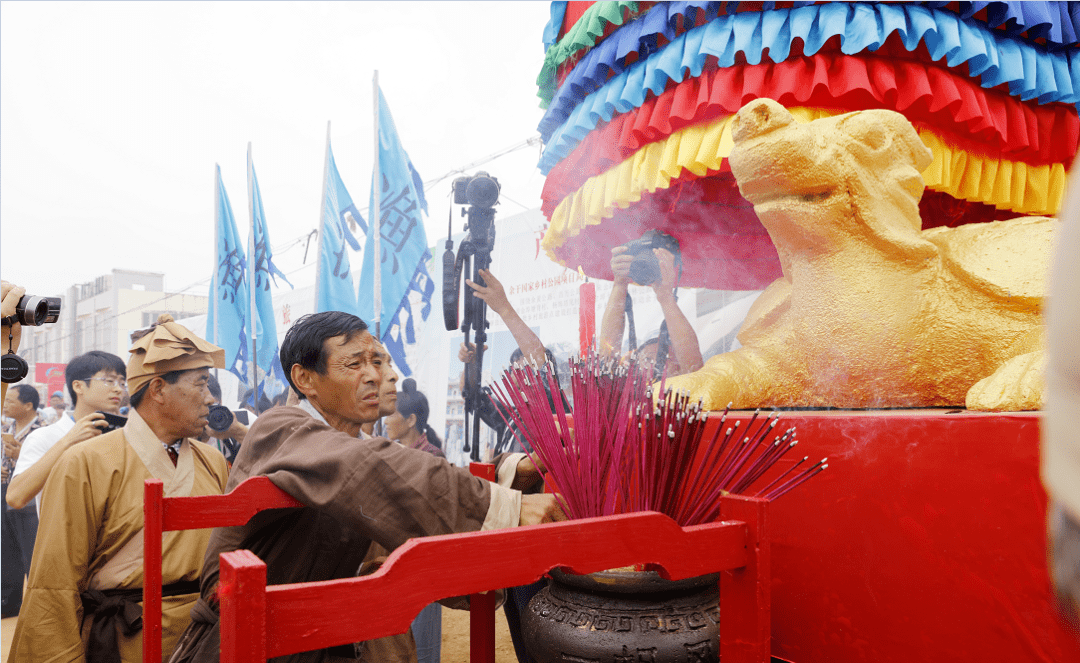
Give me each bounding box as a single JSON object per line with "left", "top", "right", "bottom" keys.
{"left": 621, "top": 289, "right": 676, "bottom": 380}
{"left": 654, "top": 320, "right": 672, "bottom": 381}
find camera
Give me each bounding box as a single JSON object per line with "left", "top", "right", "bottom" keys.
{"left": 206, "top": 405, "right": 249, "bottom": 433}
{"left": 207, "top": 404, "right": 235, "bottom": 433}
{"left": 443, "top": 171, "right": 504, "bottom": 462}
{"left": 96, "top": 411, "right": 128, "bottom": 433}
{"left": 1, "top": 293, "right": 62, "bottom": 384}
{"left": 14, "top": 295, "right": 61, "bottom": 327}
{"left": 452, "top": 172, "right": 500, "bottom": 208}
{"left": 622, "top": 230, "right": 681, "bottom": 286}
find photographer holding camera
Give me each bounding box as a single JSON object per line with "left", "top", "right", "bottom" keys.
{"left": 599, "top": 234, "right": 703, "bottom": 377}
{"left": 458, "top": 267, "right": 567, "bottom": 455}
{"left": 6, "top": 351, "right": 127, "bottom": 514}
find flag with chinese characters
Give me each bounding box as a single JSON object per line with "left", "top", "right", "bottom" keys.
{"left": 358, "top": 85, "right": 434, "bottom": 376}
{"left": 247, "top": 148, "right": 293, "bottom": 406}
{"left": 207, "top": 164, "right": 250, "bottom": 382}
{"left": 316, "top": 135, "right": 364, "bottom": 313}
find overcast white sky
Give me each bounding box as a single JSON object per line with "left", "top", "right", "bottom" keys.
{"left": 1, "top": 1, "right": 554, "bottom": 298}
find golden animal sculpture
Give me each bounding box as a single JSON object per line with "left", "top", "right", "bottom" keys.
{"left": 664, "top": 98, "right": 1053, "bottom": 411}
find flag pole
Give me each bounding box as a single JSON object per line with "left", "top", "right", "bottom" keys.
{"left": 315, "top": 121, "right": 331, "bottom": 309}
{"left": 246, "top": 142, "right": 259, "bottom": 415}
{"left": 372, "top": 71, "right": 382, "bottom": 340}
{"left": 212, "top": 164, "right": 222, "bottom": 386}
{"left": 212, "top": 165, "right": 221, "bottom": 349}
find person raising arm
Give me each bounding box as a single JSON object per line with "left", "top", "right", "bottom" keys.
{"left": 464, "top": 268, "right": 546, "bottom": 367}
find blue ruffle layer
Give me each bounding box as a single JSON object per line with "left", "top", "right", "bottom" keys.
{"left": 537, "top": 2, "right": 1080, "bottom": 146}
{"left": 924, "top": 1, "right": 1080, "bottom": 45}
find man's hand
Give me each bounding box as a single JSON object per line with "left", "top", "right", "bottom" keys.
{"left": 610, "top": 246, "right": 633, "bottom": 286}
{"left": 62, "top": 412, "right": 109, "bottom": 448}
{"left": 1, "top": 281, "right": 26, "bottom": 354}
{"left": 465, "top": 269, "right": 512, "bottom": 317}
{"left": 651, "top": 248, "right": 678, "bottom": 294}
{"left": 519, "top": 493, "right": 567, "bottom": 525}
{"left": 223, "top": 417, "right": 248, "bottom": 442}
{"left": 458, "top": 342, "right": 489, "bottom": 365}
{"left": 511, "top": 454, "right": 545, "bottom": 491}
{"left": 3, "top": 433, "right": 20, "bottom": 461}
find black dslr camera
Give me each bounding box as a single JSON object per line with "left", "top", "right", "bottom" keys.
{"left": 1, "top": 294, "right": 62, "bottom": 384}
{"left": 13, "top": 295, "right": 61, "bottom": 327}
{"left": 96, "top": 411, "right": 128, "bottom": 433}
{"left": 622, "top": 230, "right": 681, "bottom": 286}
{"left": 207, "top": 404, "right": 250, "bottom": 433}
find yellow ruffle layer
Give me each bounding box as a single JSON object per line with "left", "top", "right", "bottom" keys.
{"left": 542, "top": 107, "right": 1067, "bottom": 260}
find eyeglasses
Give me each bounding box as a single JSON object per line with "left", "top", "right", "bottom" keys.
{"left": 86, "top": 377, "right": 127, "bottom": 390}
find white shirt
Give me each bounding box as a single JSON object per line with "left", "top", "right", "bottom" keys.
{"left": 11, "top": 412, "right": 75, "bottom": 515}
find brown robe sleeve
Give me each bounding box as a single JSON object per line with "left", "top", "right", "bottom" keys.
{"left": 230, "top": 405, "right": 493, "bottom": 552}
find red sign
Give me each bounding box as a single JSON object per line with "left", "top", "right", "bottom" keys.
{"left": 35, "top": 362, "right": 66, "bottom": 398}
{"left": 35, "top": 362, "right": 66, "bottom": 384}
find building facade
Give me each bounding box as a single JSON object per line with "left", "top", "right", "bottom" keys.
{"left": 20, "top": 270, "right": 208, "bottom": 395}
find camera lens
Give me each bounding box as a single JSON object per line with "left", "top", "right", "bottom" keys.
{"left": 15, "top": 296, "right": 49, "bottom": 326}
{"left": 207, "top": 404, "right": 234, "bottom": 432}
{"left": 629, "top": 254, "right": 661, "bottom": 286}
{"left": 466, "top": 175, "right": 500, "bottom": 208}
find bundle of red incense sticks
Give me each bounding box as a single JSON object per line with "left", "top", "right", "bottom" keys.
{"left": 488, "top": 350, "right": 827, "bottom": 525}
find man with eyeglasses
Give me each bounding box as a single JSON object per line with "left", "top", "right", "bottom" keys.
{"left": 6, "top": 350, "right": 127, "bottom": 514}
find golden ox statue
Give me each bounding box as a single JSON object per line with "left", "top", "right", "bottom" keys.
{"left": 665, "top": 98, "right": 1053, "bottom": 411}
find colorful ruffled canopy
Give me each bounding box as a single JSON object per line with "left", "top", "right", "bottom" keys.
{"left": 536, "top": 1, "right": 1080, "bottom": 289}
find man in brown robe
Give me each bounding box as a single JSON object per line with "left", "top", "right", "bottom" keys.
{"left": 169, "top": 311, "right": 561, "bottom": 663}
{"left": 9, "top": 315, "right": 231, "bottom": 662}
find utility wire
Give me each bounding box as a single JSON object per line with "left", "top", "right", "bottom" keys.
{"left": 275, "top": 134, "right": 542, "bottom": 259}
{"left": 28, "top": 136, "right": 543, "bottom": 351}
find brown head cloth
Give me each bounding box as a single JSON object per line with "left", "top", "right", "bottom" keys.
{"left": 127, "top": 314, "right": 225, "bottom": 395}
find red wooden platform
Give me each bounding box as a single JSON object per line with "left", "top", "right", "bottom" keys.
{"left": 713, "top": 409, "right": 1078, "bottom": 663}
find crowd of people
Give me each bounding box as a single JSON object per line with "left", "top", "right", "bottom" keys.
{"left": 3, "top": 198, "right": 1079, "bottom": 661}
{"left": 0, "top": 236, "right": 704, "bottom": 663}
{"left": 0, "top": 279, "right": 562, "bottom": 663}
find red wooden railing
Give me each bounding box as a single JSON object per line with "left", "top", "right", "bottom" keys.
{"left": 142, "top": 476, "right": 303, "bottom": 663}
{"left": 218, "top": 493, "right": 770, "bottom": 663}
{"left": 144, "top": 467, "right": 770, "bottom": 663}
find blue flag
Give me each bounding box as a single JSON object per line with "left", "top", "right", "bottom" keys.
{"left": 358, "top": 86, "right": 434, "bottom": 376}
{"left": 316, "top": 137, "right": 365, "bottom": 313}
{"left": 247, "top": 149, "right": 293, "bottom": 406}
{"left": 207, "top": 165, "right": 250, "bottom": 382}
{"left": 380, "top": 262, "right": 435, "bottom": 377}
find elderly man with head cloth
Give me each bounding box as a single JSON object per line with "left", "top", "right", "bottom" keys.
{"left": 168, "top": 311, "right": 561, "bottom": 663}
{"left": 9, "top": 315, "right": 230, "bottom": 663}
